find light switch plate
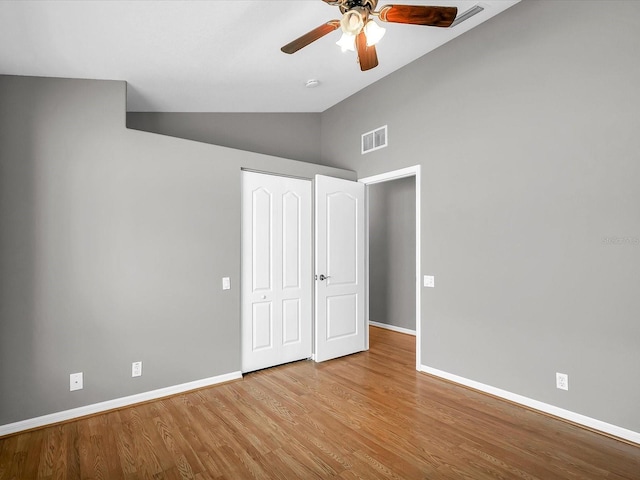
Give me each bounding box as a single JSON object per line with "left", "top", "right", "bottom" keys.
{"left": 423, "top": 275, "right": 435, "bottom": 288}
{"left": 222, "top": 277, "right": 231, "bottom": 290}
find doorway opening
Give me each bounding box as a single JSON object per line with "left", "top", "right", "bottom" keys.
{"left": 360, "top": 166, "right": 421, "bottom": 370}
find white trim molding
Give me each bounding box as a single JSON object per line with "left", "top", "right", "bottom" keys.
{"left": 0, "top": 371, "right": 242, "bottom": 437}
{"left": 359, "top": 166, "right": 419, "bottom": 185}
{"left": 421, "top": 365, "right": 640, "bottom": 445}
{"left": 369, "top": 321, "right": 416, "bottom": 336}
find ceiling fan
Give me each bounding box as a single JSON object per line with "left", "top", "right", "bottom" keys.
{"left": 281, "top": 0, "right": 458, "bottom": 71}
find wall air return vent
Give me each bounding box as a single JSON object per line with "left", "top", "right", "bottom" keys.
{"left": 361, "top": 125, "right": 388, "bottom": 154}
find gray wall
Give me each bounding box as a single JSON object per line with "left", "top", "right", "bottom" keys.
{"left": 0, "top": 75, "right": 354, "bottom": 426}
{"left": 127, "top": 112, "right": 322, "bottom": 165}
{"left": 320, "top": 0, "right": 640, "bottom": 432}
{"left": 3, "top": 0, "right": 639, "bottom": 437}
{"left": 368, "top": 177, "right": 416, "bottom": 331}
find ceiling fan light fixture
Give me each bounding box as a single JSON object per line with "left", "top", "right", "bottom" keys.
{"left": 364, "top": 20, "right": 386, "bottom": 47}
{"left": 281, "top": 1, "right": 460, "bottom": 71}
{"left": 340, "top": 9, "right": 365, "bottom": 35}
{"left": 336, "top": 32, "right": 356, "bottom": 52}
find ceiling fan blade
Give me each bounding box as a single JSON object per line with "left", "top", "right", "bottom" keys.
{"left": 377, "top": 5, "right": 458, "bottom": 27}
{"left": 281, "top": 20, "right": 341, "bottom": 54}
{"left": 356, "top": 31, "right": 378, "bottom": 71}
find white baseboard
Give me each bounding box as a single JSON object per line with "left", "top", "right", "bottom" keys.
{"left": 369, "top": 320, "right": 416, "bottom": 336}
{"left": 420, "top": 365, "right": 640, "bottom": 445}
{"left": 0, "top": 371, "right": 242, "bottom": 437}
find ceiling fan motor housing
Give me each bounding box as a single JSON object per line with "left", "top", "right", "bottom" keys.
{"left": 339, "top": 0, "right": 378, "bottom": 15}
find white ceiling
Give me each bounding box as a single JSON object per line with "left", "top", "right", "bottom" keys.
{"left": 0, "top": 0, "right": 519, "bottom": 112}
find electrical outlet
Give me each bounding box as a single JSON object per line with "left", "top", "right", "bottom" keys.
{"left": 70, "top": 372, "right": 83, "bottom": 391}
{"left": 222, "top": 277, "right": 231, "bottom": 290}
{"left": 423, "top": 275, "right": 435, "bottom": 288}
{"left": 132, "top": 361, "right": 142, "bottom": 377}
{"left": 556, "top": 372, "right": 568, "bottom": 391}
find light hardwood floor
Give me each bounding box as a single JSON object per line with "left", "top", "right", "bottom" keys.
{"left": 1, "top": 326, "right": 639, "bottom": 479}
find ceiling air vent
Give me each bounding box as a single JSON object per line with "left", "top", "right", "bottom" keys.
{"left": 362, "top": 125, "right": 387, "bottom": 154}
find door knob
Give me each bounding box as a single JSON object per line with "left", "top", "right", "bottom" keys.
{"left": 319, "top": 274, "right": 330, "bottom": 281}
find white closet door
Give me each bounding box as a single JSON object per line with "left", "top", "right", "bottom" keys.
{"left": 241, "top": 171, "right": 312, "bottom": 373}
{"left": 315, "top": 175, "right": 366, "bottom": 362}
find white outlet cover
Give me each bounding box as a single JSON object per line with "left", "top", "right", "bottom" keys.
{"left": 222, "top": 277, "right": 231, "bottom": 290}
{"left": 556, "top": 372, "right": 569, "bottom": 391}
{"left": 423, "top": 275, "right": 435, "bottom": 288}
{"left": 70, "top": 372, "right": 83, "bottom": 391}
{"left": 132, "top": 361, "right": 142, "bottom": 377}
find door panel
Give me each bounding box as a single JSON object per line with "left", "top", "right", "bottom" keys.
{"left": 327, "top": 192, "right": 358, "bottom": 285}
{"left": 252, "top": 188, "right": 272, "bottom": 292}
{"left": 282, "top": 192, "right": 301, "bottom": 290}
{"left": 327, "top": 294, "right": 358, "bottom": 339}
{"left": 242, "top": 171, "right": 312, "bottom": 373}
{"left": 315, "top": 175, "right": 366, "bottom": 362}
{"left": 282, "top": 298, "right": 301, "bottom": 344}
{"left": 252, "top": 302, "right": 272, "bottom": 350}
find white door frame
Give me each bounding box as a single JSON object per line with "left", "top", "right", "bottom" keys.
{"left": 359, "top": 165, "right": 421, "bottom": 371}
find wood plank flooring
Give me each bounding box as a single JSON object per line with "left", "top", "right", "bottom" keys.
{"left": 1, "top": 326, "right": 639, "bottom": 479}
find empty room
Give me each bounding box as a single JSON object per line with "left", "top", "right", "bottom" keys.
{"left": 1, "top": 0, "right": 639, "bottom": 478}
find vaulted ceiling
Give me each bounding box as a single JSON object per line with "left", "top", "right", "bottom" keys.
{"left": 0, "top": 0, "right": 520, "bottom": 112}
